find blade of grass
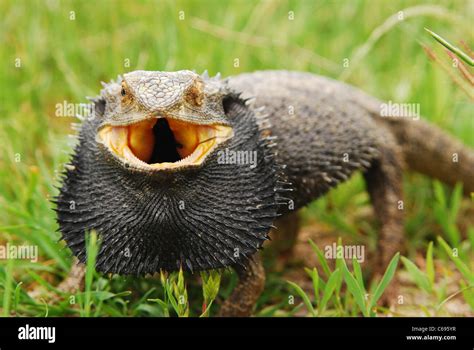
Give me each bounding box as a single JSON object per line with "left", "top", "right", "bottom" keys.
{"left": 401, "top": 256, "right": 432, "bottom": 293}
{"left": 369, "top": 253, "right": 400, "bottom": 310}
{"left": 425, "top": 28, "right": 474, "bottom": 66}
{"left": 341, "top": 260, "right": 368, "bottom": 316}
{"left": 305, "top": 267, "right": 320, "bottom": 305}
{"left": 459, "top": 281, "right": 474, "bottom": 310}
{"left": 13, "top": 281, "right": 24, "bottom": 314}
{"left": 352, "top": 257, "right": 365, "bottom": 293}
{"left": 287, "top": 281, "right": 316, "bottom": 316}
{"left": 2, "top": 255, "right": 14, "bottom": 316}
{"left": 83, "top": 231, "right": 99, "bottom": 317}
{"left": 437, "top": 236, "right": 474, "bottom": 284}
{"left": 319, "top": 268, "right": 340, "bottom": 315}
{"left": 426, "top": 242, "right": 435, "bottom": 287}
{"left": 468, "top": 227, "right": 474, "bottom": 249}
{"left": 449, "top": 183, "right": 463, "bottom": 221}
{"left": 308, "top": 239, "right": 331, "bottom": 277}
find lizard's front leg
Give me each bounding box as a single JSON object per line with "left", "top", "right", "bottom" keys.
{"left": 29, "top": 258, "right": 86, "bottom": 302}
{"left": 57, "top": 258, "right": 86, "bottom": 295}
{"left": 268, "top": 211, "right": 301, "bottom": 267}
{"left": 218, "top": 254, "right": 265, "bottom": 317}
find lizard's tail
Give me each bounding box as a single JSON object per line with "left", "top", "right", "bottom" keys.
{"left": 383, "top": 118, "right": 474, "bottom": 194}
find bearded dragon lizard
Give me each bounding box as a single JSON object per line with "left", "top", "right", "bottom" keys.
{"left": 55, "top": 70, "right": 474, "bottom": 316}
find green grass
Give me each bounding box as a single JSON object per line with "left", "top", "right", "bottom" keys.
{"left": 0, "top": 0, "right": 473, "bottom": 317}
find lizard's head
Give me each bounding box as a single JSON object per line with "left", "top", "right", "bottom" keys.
{"left": 98, "top": 70, "right": 233, "bottom": 171}
{"left": 56, "top": 70, "right": 284, "bottom": 275}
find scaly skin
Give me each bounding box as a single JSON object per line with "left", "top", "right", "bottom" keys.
{"left": 55, "top": 70, "right": 474, "bottom": 317}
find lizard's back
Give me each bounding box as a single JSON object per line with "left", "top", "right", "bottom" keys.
{"left": 228, "top": 71, "right": 385, "bottom": 209}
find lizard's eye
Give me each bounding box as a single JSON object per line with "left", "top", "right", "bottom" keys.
{"left": 121, "top": 88, "right": 126, "bottom": 97}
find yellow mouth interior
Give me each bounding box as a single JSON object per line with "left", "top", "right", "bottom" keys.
{"left": 98, "top": 118, "right": 233, "bottom": 169}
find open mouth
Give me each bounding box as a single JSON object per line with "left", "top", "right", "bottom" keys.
{"left": 98, "top": 117, "right": 233, "bottom": 169}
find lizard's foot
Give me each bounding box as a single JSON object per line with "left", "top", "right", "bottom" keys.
{"left": 218, "top": 254, "right": 265, "bottom": 317}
